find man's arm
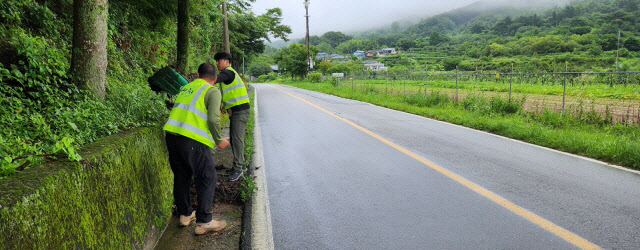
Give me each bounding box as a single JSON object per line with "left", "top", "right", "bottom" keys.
{"left": 214, "top": 69, "right": 235, "bottom": 85}
{"left": 204, "top": 88, "right": 227, "bottom": 148}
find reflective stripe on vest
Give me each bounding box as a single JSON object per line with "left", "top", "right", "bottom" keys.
{"left": 220, "top": 67, "right": 249, "bottom": 109}
{"left": 163, "top": 79, "right": 215, "bottom": 148}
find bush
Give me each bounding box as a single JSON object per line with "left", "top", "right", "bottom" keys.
{"left": 329, "top": 77, "right": 340, "bottom": 87}
{"left": 257, "top": 72, "right": 278, "bottom": 82}
{"left": 462, "top": 95, "right": 490, "bottom": 113}
{"left": 308, "top": 72, "right": 322, "bottom": 83}
{"left": 403, "top": 92, "right": 451, "bottom": 107}
{"left": 489, "top": 96, "right": 522, "bottom": 114}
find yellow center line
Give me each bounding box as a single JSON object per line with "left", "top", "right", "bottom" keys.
{"left": 274, "top": 86, "right": 602, "bottom": 250}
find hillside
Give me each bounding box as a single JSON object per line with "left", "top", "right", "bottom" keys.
{"left": 264, "top": 0, "right": 640, "bottom": 76}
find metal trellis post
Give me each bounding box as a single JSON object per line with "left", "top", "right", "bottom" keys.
{"left": 562, "top": 61, "right": 567, "bottom": 117}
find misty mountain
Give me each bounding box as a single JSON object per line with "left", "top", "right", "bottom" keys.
{"left": 405, "top": 0, "right": 569, "bottom": 37}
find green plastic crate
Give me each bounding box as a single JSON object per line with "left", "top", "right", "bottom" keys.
{"left": 148, "top": 66, "right": 189, "bottom": 95}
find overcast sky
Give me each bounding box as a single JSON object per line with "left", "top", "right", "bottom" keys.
{"left": 250, "top": 0, "right": 479, "bottom": 40}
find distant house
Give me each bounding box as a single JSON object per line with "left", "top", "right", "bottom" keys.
{"left": 380, "top": 48, "right": 397, "bottom": 55}
{"left": 270, "top": 64, "right": 279, "bottom": 73}
{"left": 353, "top": 50, "right": 365, "bottom": 57}
{"left": 364, "top": 61, "right": 387, "bottom": 71}
{"left": 366, "top": 50, "right": 377, "bottom": 57}
{"left": 318, "top": 52, "right": 348, "bottom": 62}
{"left": 362, "top": 48, "right": 397, "bottom": 58}
{"left": 329, "top": 54, "right": 347, "bottom": 60}
{"left": 316, "top": 52, "right": 328, "bottom": 60}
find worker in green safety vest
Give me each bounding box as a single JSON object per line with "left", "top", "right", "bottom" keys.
{"left": 214, "top": 51, "right": 251, "bottom": 182}
{"left": 163, "top": 63, "right": 230, "bottom": 235}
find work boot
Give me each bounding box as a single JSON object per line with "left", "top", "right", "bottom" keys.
{"left": 179, "top": 211, "right": 196, "bottom": 227}
{"left": 194, "top": 220, "right": 227, "bottom": 235}
{"left": 228, "top": 169, "right": 244, "bottom": 182}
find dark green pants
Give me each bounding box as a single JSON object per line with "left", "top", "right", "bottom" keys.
{"left": 230, "top": 109, "right": 250, "bottom": 171}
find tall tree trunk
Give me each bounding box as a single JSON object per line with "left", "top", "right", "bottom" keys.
{"left": 222, "top": 1, "right": 230, "bottom": 53}
{"left": 71, "top": 0, "right": 108, "bottom": 100}
{"left": 177, "top": 0, "right": 189, "bottom": 74}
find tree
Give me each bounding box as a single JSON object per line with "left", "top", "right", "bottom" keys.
{"left": 336, "top": 39, "right": 375, "bottom": 54}
{"left": 248, "top": 62, "right": 273, "bottom": 77}
{"left": 493, "top": 16, "right": 513, "bottom": 36}
{"left": 177, "top": 0, "right": 189, "bottom": 74}
{"left": 470, "top": 23, "right": 485, "bottom": 34}
{"left": 71, "top": 0, "right": 108, "bottom": 100}
{"left": 429, "top": 32, "right": 450, "bottom": 46}
{"left": 485, "top": 43, "right": 510, "bottom": 57}
{"left": 274, "top": 43, "right": 318, "bottom": 79}
{"left": 598, "top": 34, "right": 619, "bottom": 51}
{"left": 316, "top": 61, "right": 334, "bottom": 74}
{"left": 316, "top": 42, "right": 334, "bottom": 54}
{"left": 308, "top": 35, "right": 326, "bottom": 46}
{"left": 228, "top": 8, "right": 291, "bottom": 69}
{"left": 624, "top": 37, "right": 640, "bottom": 51}
{"left": 395, "top": 38, "right": 415, "bottom": 51}
{"left": 570, "top": 27, "right": 591, "bottom": 35}
{"left": 322, "top": 31, "right": 352, "bottom": 48}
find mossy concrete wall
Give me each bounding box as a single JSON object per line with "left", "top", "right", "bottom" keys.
{"left": 0, "top": 127, "right": 172, "bottom": 249}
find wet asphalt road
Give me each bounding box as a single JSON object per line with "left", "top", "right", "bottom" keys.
{"left": 254, "top": 84, "right": 640, "bottom": 249}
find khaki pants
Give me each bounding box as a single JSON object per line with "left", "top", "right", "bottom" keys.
{"left": 230, "top": 109, "right": 250, "bottom": 171}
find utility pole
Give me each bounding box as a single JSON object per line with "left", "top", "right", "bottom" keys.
{"left": 223, "top": 1, "right": 230, "bottom": 53}
{"left": 304, "top": 0, "right": 311, "bottom": 70}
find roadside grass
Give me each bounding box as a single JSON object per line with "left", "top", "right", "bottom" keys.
{"left": 280, "top": 80, "right": 640, "bottom": 170}
{"left": 239, "top": 84, "right": 256, "bottom": 204}
{"left": 244, "top": 85, "right": 255, "bottom": 168}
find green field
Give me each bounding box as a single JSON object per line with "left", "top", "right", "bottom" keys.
{"left": 326, "top": 73, "right": 640, "bottom": 124}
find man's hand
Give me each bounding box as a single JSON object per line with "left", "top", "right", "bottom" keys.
{"left": 216, "top": 138, "right": 230, "bottom": 149}
{"left": 228, "top": 109, "right": 233, "bottom": 116}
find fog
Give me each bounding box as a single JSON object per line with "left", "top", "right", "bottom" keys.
{"left": 250, "top": 0, "right": 564, "bottom": 40}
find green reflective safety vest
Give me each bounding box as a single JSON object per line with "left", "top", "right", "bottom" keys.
{"left": 220, "top": 67, "right": 249, "bottom": 109}
{"left": 163, "top": 79, "right": 215, "bottom": 148}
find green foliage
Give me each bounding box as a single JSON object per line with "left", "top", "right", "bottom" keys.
{"left": 402, "top": 92, "right": 451, "bottom": 107}
{"left": 326, "top": 61, "right": 362, "bottom": 74}
{"left": 336, "top": 39, "right": 376, "bottom": 54}
{"left": 461, "top": 95, "right": 522, "bottom": 115}
{"left": 229, "top": 7, "right": 292, "bottom": 68}
{"left": 248, "top": 62, "right": 273, "bottom": 77}
{"left": 315, "top": 61, "right": 334, "bottom": 74}
{"left": 322, "top": 31, "right": 353, "bottom": 48}
{"left": 624, "top": 37, "right": 640, "bottom": 52}
{"left": 240, "top": 175, "right": 257, "bottom": 202}
{"left": 395, "top": 38, "right": 416, "bottom": 51}
{"left": 329, "top": 77, "right": 340, "bottom": 87}
{"left": 489, "top": 97, "right": 522, "bottom": 114}
{"left": 274, "top": 43, "right": 319, "bottom": 79}
{"left": 1, "top": 0, "right": 288, "bottom": 179}
{"left": 263, "top": 0, "right": 640, "bottom": 74}
{"left": 0, "top": 0, "right": 188, "bottom": 178}
{"left": 308, "top": 72, "right": 322, "bottom": 83}
{"left": 53, "top": 136, "right": 82, "bottom": 161}
{"left": 257, "top": 72, "right": 278, "bottom": 82}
